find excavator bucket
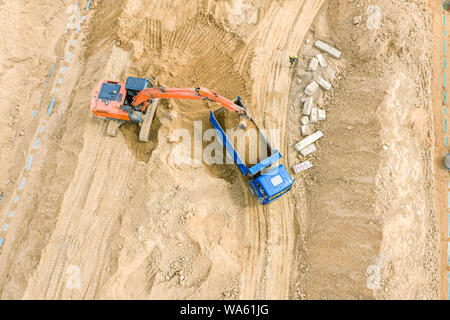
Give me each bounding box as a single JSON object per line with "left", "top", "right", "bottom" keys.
{"left": 139, "top": 98, "right": 159, "bottom": 142}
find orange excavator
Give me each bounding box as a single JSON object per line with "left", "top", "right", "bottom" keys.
{"left": 90, "top": 77, "right": 249, "bottom": 141}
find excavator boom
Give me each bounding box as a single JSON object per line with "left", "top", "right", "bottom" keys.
{"left": 132, "top": 87, "right": 250, "bottom": 118}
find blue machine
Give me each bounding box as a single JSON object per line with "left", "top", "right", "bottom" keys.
{"left": 209, "top": 97, "right": 294, "bottom": 205}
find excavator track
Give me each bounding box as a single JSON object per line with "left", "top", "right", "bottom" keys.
{"left": 106, "top": 119, "right": 125, "bottom": 137}
{"left": 139, "top": 98, "right": 159, "bottom": 142}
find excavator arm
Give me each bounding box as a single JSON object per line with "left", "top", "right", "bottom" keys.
{"left": 132, "top": 86, "right": 251, "bottom": 119}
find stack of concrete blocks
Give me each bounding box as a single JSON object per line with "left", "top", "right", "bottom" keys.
{"left": 293, "top": 40, "right": 341, "bottom": 174}
{"left": 301, "top": 97, "right": 325, "bottom": 136}
{"left": 295, "top": 130, "right": 323, "bottom": 157}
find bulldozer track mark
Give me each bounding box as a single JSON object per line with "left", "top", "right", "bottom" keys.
{"left": 82, "top": 151, "right": 133, "bottom": 298}
{"left": 22, "top": 37, "right": 135, "bottom": 299}
{"left": 27, "top": 133, "right": 134, "bottom": 299}
{"left": 240, "top": 204, "right": 267, "bottom": 299}
{"left": 237, "top": 0, "right": 325, "bottom": 299}
{"left": 147, "top": 18, "right": 163, "bottom": 52}
{"left": 30, "top": 132, "right": 116, "bottom": 298}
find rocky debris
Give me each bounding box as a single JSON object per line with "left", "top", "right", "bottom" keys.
{"left": 8, "top": 106, "right": 20, "bottom": 127}
{"left": 221, "top": 276, "right": 240, "bottom": 299}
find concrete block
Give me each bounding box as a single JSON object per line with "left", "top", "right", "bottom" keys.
{"left": 301, "top": 125, "right": 311, "bottom": 136}
{"left": 305, "top": 81, "right": 319, "bottom": 96}
{"left": 317, "top": 76, "right": 331, "bottom": 91}
{"left": 302, "top": 97, "right": 313, "bottom": 115}
{"left": 300, "top": 116, "right": 310, "bottom": 125}
{"left": 295, "top": 130, "right": 323, "bottom": 151}
{"left": 316, "top": 53, "right": 327, "bottom": 67}
{"left": 314, "top": 40, "right": 342, "bottom": 59}
{"left": 300, "top": 143, "right": 316, "bottom": 156}
{"left": 308, "top": 57, "right": 319, "bottom": 71}
{"left": 310, "top": 107, "right": 318, "bottom": 124}
{"left": 293, "top": 160, "right": 313, "bottom": 174}
{"left": 318, "top": 109, "right": 326, "bottom": 121}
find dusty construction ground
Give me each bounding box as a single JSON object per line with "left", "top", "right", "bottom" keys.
{"left": 0, "top": 0, "right": 443, "bottom": 299}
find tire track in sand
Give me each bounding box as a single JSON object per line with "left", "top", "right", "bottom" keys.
{"left": 23, "top": 46, "right": 133, "bottom": 299}
{"left": 239, "top": 0, "right": 324, "bottom": 299}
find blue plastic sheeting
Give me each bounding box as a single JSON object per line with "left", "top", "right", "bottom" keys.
{"left": 47, "top": 97, "right": 55, "bottom": 116}
{"left": 26, "top": 155, "right": 33, "bottom": 171}
{"left": 448, "top": 242, "right": 450, "bottom": 265}
{"left": 448, "top": 192, "right": 450, "bottom": 208}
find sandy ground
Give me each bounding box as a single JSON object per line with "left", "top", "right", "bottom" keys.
{"left": 429, "top": 0, "right": 450, "bottom": 300}
{"left": 0, "top": 0, "right": 442, "bottom": 299}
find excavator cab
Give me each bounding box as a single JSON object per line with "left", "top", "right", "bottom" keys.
{"left": 124, "top": 77, "right": 154, "bottom": 105}
{"left": 90, "top": 76, "right": 159, "bottom": 141}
